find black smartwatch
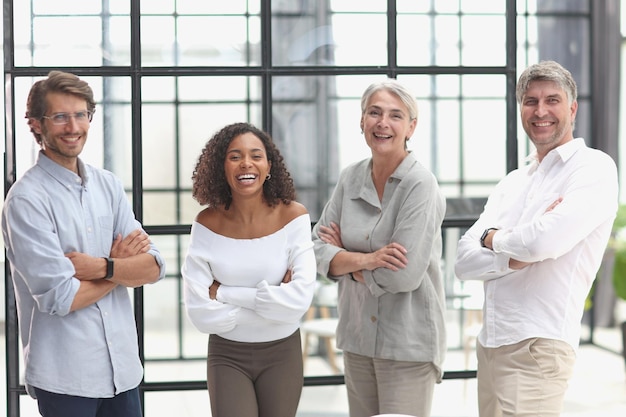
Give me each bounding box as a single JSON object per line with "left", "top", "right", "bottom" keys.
{"left": 480, "top": 228, "right": 498, "bottom": 248}
{"left": 103, "top": 257, "right": 114, "bottom": 279}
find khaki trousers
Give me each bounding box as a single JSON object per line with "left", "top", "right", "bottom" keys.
{"left": 343, "top": 351, "right": 438, "bottom": 417}
{"left": 477, "top": 338, "right": 576, "bottom": 417}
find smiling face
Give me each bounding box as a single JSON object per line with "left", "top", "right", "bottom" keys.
{"left": 224, "top": 132, "right": 272, "bottom": 200}
{"left": 360, "top": 89, "right": 416, "bottom": 158}
{"left": 520, "top": 80, "right": 577, "bottom": 159}
{"left": 30, "top": 92, "right": 90, "bottom": 173}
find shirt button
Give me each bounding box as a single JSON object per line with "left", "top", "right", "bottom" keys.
{"left": 370, "top": 316, "right": 377, "bottom": 323}
{"left": 387, "top": 178, "right": 393, "bottom": 183}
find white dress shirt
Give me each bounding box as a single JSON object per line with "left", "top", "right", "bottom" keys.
{"left": 455, "top": 138, "right": 618, "bottom": 350}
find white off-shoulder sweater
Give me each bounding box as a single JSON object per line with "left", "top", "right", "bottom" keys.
{"left": 182, "top": 213, "right": 317, "bottom": 343}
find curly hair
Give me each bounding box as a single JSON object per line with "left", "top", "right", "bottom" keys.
{"left": 192, "top": 122, "right": 296, "bottom": 209}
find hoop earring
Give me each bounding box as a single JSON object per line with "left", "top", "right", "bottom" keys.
{"left": 266, "top": 174, "right": 271, "bottom": 180}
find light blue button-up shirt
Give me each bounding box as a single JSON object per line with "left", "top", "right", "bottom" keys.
{"left": 2, "top": 152, "right": 166, "bottom": 398}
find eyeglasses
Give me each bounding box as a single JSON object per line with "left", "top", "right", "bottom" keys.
{"left": 41, "top": 111, "right": 94, "bottom": 125}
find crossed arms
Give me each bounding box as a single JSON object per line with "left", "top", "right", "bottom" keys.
{"left": 66, "top": 229, "right": 161, "bottom": 311}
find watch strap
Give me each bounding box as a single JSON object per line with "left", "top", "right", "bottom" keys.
{"left": 480, "top": 228, "right": 498, "bottom": 248}
{"left": 103, "top": 257, "right": 114, "bottom": 279}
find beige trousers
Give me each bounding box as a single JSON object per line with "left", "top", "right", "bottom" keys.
{"left": 477, "top": 338, "right": 576, "bottom": 417}
{"left": 343, "top": 351, "right": 438, "bottom": 417}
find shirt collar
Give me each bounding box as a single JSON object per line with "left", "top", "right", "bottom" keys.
{"left": 37, "top": 151, "right": 89, "bottom": 186}
{"left": 524, "top": 138, "right": 586, "bottom": 174}
{"left": 346, "top": 152, "right": 417, "bottom": 202}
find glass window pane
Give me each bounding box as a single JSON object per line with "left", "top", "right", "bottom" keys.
{"left": 517, "top": 15, "right": 540, "bottom": 68}
{"left": 142, "top": 104, "right": 176, "bottom": 190}
{"left": 177, "top": 76, "right": 260, "bottom": 102}
{"left": 177, "top": 0, "right": 257, "bottom": 14}
{"left": 332, "top": 13, "right": 387, "bottom": 66}
{"left": 461, "top": 0, "right": 506, "bottom": 14}
{"left": 144, "top": 276, "right": 182, "bottom": 359}
{"left": 181, "top": 191, "right": 202, "bottom": 226}
{"left": 32, "top": 17, "right": 103, "bottom": 66}
{"left": 434, "top": 75, "right": 461, "bottom": 98}
{"left": 462, "top": 99, "right": 507, "bottom": 181}
{"left": 177, "top": 16, "right": 260, "bottom": 66}
{"left": 272, "top": 2, "right": 335, "bottom": 66}
{"left": 141, "top": 0, "right": 174, "bottom": 14}
{"left": 14, "top": 3, "right": 130, "bottom": 67}
{"left": 141, "top": 13, "right": 261, "bottom": 67}
{"left": 434, "top": 15, "right": 461, "bottom": 66}
{"left": 462, "top": 74, "right": 506, "bottom": 98}
{"left": 142, "top": 77, "right": 176, "bottom": 102}
{"left": 33, "top": 0, "right": 101, "bottom": 14}
{"left": 397, "top": 0, "right": 431, "bottom": 13}
{"left": 109, "top": 0, "right": 130, "bottom": 14}
{"left": 536, "top": 0, "right": 590, "bottom": 13}
{"left": 330, "top": 0, "right": 386, "bottom": 12}
{"left": 140, "top": 16, "right": 177, "bottom": 66}
{"left": 435, "top": 100, "right": 461, "bottom": 183}
{"left": 397, "top": 14, "right": 434, "bottom": 66}
{"left": 461, "top": 15, "right": 506, "bottom": 66}
{"left": 106, "top": 16, "right": 132, "bottom": 66}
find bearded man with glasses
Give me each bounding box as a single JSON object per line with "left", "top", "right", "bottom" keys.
{"left": 2, "top": 71, "right": 166, "bottom": 417}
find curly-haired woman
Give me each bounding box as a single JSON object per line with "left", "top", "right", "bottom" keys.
{"left": 182, "top": 122, "right": 316, "bottom": 417}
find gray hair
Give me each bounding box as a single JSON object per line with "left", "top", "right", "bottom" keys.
{"left": 360, "top": 78, "right": 419, "bottom": 122}
{"left": 515, "top": 60, "right": 577, "bottom": 105}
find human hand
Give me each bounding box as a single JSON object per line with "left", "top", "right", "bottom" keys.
{"left": 363, "top": 242, "right": 408, "bottom": 271}
{"left": 209, "top": 279, "right": 221, "bottom": 300}
{"left": 282, "top": 269, "right": 293, "bottom": 284}
{"left": 65, "top": 252, "right": 107, "bottom": 281}
{"left": 110, "top": 229, "right": 151, "bottom": 258}
{"left": 319, "top": 222, "right": 344, "bottom": 248}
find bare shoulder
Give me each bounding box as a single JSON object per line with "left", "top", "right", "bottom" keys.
{"left": 280, "top": 201, "right": 309, "bottom": 225}
{"left": 194, "top": 207, "right": 223, "bottom": 230}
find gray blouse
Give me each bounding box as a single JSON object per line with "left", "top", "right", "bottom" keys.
{"left": 312, "top": 153, "right": 447, "bottom": 379}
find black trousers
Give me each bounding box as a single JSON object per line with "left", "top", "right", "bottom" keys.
{"left": 34, "top": 386, "right": 141, "bottom": 417}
